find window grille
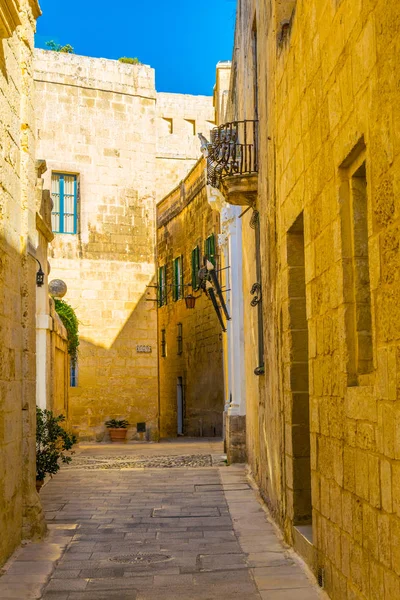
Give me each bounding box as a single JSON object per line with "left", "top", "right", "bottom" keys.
{"left": 51, "top": 173, "right": 78, "bottom": 234}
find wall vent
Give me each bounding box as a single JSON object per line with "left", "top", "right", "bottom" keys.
{"left": 317, "top": 566, "right": 325, "bottom": 588}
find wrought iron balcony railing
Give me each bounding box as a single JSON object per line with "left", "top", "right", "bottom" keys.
{"left": 206, "top": 120, "right": 259, "bottom": 189}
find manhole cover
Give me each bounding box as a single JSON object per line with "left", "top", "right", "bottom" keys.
{"left": 110, "top": 553, "right": 172, "bottom": 564}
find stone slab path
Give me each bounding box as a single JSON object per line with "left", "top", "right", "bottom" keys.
{"left": 0, "top": 441, "right": 324, "bottom": 599}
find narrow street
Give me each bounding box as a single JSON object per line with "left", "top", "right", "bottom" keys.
{"left": 0, "top": 441, "right": 322, "bottom": 600}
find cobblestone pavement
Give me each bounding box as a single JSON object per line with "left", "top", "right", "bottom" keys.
{"left": 0, "top": 441, "right": 323, "bottom": 600}
{"left": 63, "top": 454, "right": 215, "bottom": 469}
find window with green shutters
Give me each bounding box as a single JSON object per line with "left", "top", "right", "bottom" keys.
{"left": 51, "top": 173, "right": 78, "bottom": 234}
{"left": 204, "top": 234, "right": 216, "bottom": 267}
{"left": 158, "top": 265, "right": 167, "bottom": 307}
{"left": 172, "top": 256, "right": 184, "bottom": 301}
{"left": 191, "top": 246, "right": 200, "bottom": 290}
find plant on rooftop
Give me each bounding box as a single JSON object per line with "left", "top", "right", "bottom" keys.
{"left": 118, "top": 57, "right": 141, "bottom": 65}
{"left": 36, "top": 408, "right": 77, "bottom": 488}
{"left": 54, "top": 298, "right": 79, "bottom": 366}
{"left": 46, "top": 40, "right": 74, "bottom": 54}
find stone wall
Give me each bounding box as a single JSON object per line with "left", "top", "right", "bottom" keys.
{"left": 35, "top": 162, "right": 69, "bottom": 419}
{"left": 156, "top": 92, "right": 215, "bottom": 201}
{"left": 49, "top": 300, "right": 69, "bottom": 417}
{"left": 34, "top": 50, "right": 159, "bottom": 441}
{"left": 157, "top": 159, "right": 224, "bottom": 438}
{"left": 34, "top": 51, "right": 213, "bottom": 441}
{"left": 0, "top": 0, "right": 45, "bottom": 567}
{"left": 227, "top": 0, "right": 400, "bottom": 598}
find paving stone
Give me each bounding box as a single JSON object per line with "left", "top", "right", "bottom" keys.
{"left": 45, "top": 578, "right": 89, "bottom": 591}
{"left": 251, "top": 566, "right": 311, "bottom": 590}
{"left": 67, "top": 592, "right": 138, "bottom": 600}
{"left": 246, "top": 552, "right": 294, "bottom": 567}
{"left": 86, "top": 577, "right": 148, "bottom": 590}
{"left": 0, "top": 442, "right": 322, "bottom": 600}
{"left": 153, "top": 573, "right": 194, "bottom": 586}
{"left": 77, "top": 567, "right": 127, "bottom": 578}
{"left": 259, "top": 589, "right": 322, "bottom": 599}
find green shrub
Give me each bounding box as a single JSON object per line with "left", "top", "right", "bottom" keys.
{"left": 118, "top": 57, "right": 141, "bottom": 65}
{"left": 36, "top": 408, "right": 77, "bottom": 481}
{"left": 45, "top": 40, "right": 74, "bottom": 54}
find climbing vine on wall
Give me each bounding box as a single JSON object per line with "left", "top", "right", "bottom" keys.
{"left": 54, "top": 299, "right": 79, "bottom": 365}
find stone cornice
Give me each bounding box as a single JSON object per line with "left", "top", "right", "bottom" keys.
{"left": 0, "top": 0, "right": 21, "bottom": 37}
{"left": 29, "top": 0, "right": 41, "bottom": 19}
{"left": 0, "top": 0, "right": 41, "bottom": 38}
{"left": 36, "top": 212, "right": 54, "bottom": 243}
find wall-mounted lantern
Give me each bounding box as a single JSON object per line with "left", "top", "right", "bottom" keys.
{"left": 35, "top": 259, "right": 45, "bottom": 287}
{"left": 184, "top": 294, "right": 197, "bottom": 309}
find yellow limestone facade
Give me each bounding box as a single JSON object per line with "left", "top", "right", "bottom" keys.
{"left": 35, "top": 161, "right": 69, "bottom": 417}
{"left": 0, "top": 0, "right": 46, "bottom": 567}
{"left": 34, "top": 50, "right": 214, "bottom": 441}
{"left": 217, "top": 0, "right": 400, "bottom": 598}
{"left": 157, "top": 159, "right": 224, "bottom": 438}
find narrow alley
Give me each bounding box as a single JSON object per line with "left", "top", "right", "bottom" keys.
{"left": 0, "top": 441, "right": 322, "bottom": 600}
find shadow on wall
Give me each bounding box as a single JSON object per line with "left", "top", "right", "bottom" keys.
{"left": 67, "top": 284, "right": 159, "bottom": 442}
{"left": 0, "top": 238, "right": 45, "bottom": 566}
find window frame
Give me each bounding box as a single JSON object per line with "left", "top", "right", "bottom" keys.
{"left": 70, "top": 361, "right": 78, "bottom": 387}
{"left": 339, "top": 145, "right": 373, "bottom": 384}
{"left": 51, "top": 172, "right": 78, "bottom": 235}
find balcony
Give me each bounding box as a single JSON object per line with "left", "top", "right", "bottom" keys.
{"left": 206, "top": 120, "right": 258, "bottom": 206}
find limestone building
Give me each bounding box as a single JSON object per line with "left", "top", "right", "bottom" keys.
{"left": 35, "top": 160, "right": 70, "bottom": 417}
{"left": 0, "top": 0, "right": 46, "bottom": 567}
{"left": 157, "top": 159, "right": 224, "bottom": 437}
{"left": 205, "top": 0, "right": 400, "bottom": 598}
{"left": 34, "top": 50, "right": 214, "bottom": 441}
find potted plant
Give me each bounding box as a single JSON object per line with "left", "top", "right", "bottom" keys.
{"left": 36, "top": 407, "right": 77, "bottom": 491}
{"left": 105, "top": 419, "right": 129, "bottom": 442}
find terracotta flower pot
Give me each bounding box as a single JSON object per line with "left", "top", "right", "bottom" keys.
{"left": 36, "top": 479, "right": 44, "bottom": 492}
{"left": 108, "top": 428, "right": 128, "bottom": 442}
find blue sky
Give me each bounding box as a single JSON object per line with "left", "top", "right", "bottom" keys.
{"left": 35, "top": 1, "right": 236, "bottom": 96}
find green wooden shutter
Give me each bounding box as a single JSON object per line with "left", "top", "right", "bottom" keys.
{"left": 158, "top": 265, "right": 167, "bottom": 307}
{"left": 205, "top": 234, "right": 216, "bottom": 266}
{"left": 173, "top": 258, "right": 178, "bottom": 301}
{"left": 162, "top": 265, "right": 167, "bottom": 305}
{"left": 180, "top": 255, "right": 184, "bottom": 299}
{"left": 192, "top": 246, "right": 200, "bottom": 290}
{"left": 158, "top": 266, "right": 163, "bottom": 307}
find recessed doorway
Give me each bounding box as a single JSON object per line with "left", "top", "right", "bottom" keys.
{"left": 177, "top": 377, "right": 184, "bottom": 436}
